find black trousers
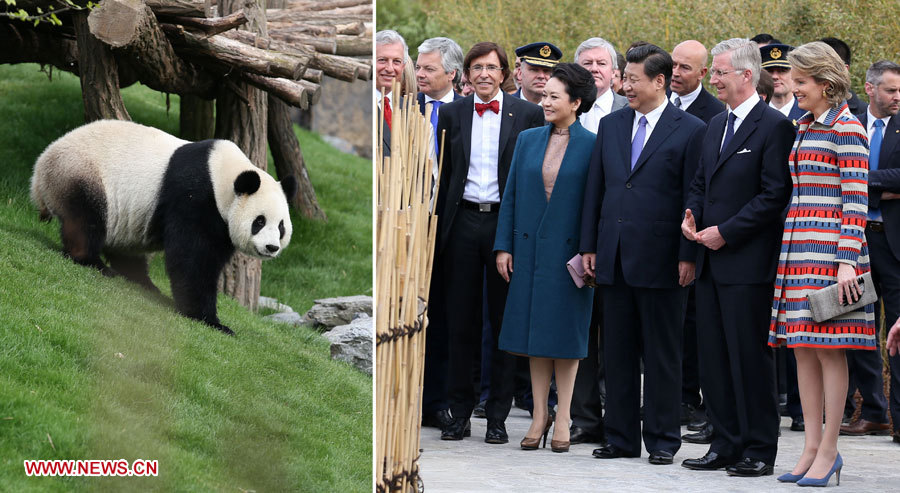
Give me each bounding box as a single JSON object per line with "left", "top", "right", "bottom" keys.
{"left": 848, "top": 228, "right": 893, "bottom": 423}
{"left": 602, "top": 258, "right": 685, "bottom": 456}
{"left": 422, "top": 255, "right": 449, "bottom": 415}
{"left": 443, "top": 207, "right": 514, "bottom": 422}
{"left": 681, "top": 285, "right": 702, "bottom": 409}
{"left": 695, "top": 267, "right": 779, "bottom": 463}
{"left": 571, "top": 288, "right": 605, "bottom": 434}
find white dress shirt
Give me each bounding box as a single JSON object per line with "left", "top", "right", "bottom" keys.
{"left": 463, "top": 91, "right": 504, "bottom": 204}
{"left": 631, "top": 98, "right": 668, "bottom": 149}
{"left": 769, "top": 95, "right": 795, "bottom": 118}
{"left": 721, "top": 93, "right": 759, "bottom": 149}
{"left": 670, "top": 83, "right": 702, "bottom": 111}
{"left": 579, "top": 88, "right": 615, "bottom": 134}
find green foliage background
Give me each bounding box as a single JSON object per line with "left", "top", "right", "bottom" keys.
{"left": 379, "top": 0, "right": 900, "bottom": 93}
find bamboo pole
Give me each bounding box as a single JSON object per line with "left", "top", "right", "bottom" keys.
{"left": 375, "top": 81, "right": 440, "bottom": 493}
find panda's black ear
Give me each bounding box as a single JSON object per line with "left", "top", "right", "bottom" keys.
{"left": 280, "top": 175, "right": 298, "bottom": 202}
{"left": 234, "top": 170, "right": 261, "bottom": 195}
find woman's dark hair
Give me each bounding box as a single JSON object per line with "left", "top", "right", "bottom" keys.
{"left": 756, "top": 69, "right": 774, "bottom": 103}
{"left": 550, "top": 63, "right": 597, "bottom": 117}
{"left": 463, "top": 42, "right": 511, "bottom": 82}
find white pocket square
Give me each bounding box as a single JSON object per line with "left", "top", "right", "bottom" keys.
{"left": 737, "top": 148, "right": 752, "bottom": 154}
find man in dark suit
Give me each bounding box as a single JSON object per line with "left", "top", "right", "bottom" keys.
{"left": 669, "top": 39, "right": 725, "bottom": 444}
{"left": 820, "top": 37, "right": 866, "bottom": 116}
{"left": 375, "top": 30, "right": 407, "bottom": 158}
{"left": 569, "top": 35, "right": 628, "bottom": 446}
{"left": 760, "top": 44, "right": 805, "bottom": 128}
{"left": 580, "top": 43, "right": 705, "bottom": 465}
{"left": 414, "top": 36, "right": 464, "bottom": 432}
{"left": 841, "top": 60, "right": 900, "bottom": 440}
{"left": 434, "top": 41, "right": 544, "bottom": 444}
{"left": 680, "top": 38, "right": 794, "bottom": 477}
{"left": 511, "top": 42, "right": 562, "bottom": 104}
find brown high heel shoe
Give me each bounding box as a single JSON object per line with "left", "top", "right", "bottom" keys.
{"left": 520, "top": 414, "right": 553, "bottom": 450}
{"left": 550, "top": 418, "right": 570, "bottom": 452}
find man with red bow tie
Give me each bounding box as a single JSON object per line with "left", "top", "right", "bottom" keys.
{"left": 434, "top": 41, "right": 544, "bottom": 443}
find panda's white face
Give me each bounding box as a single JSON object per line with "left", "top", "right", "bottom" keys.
{"left": 228, "top": 172, "right": 293, "bottom": 259}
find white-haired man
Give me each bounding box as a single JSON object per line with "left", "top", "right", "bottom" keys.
{"left": 375, "top": 29, "right": 407, "bottom": 157}
{"left": 575, "top": 37, "right": 628, "bottom": 134}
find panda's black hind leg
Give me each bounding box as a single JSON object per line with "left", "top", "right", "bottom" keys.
{"left": 58, "top": 181, "right": 112, "bottom": 276}
{"left": 106, "top": 253, "right": 161, "bottom": 294}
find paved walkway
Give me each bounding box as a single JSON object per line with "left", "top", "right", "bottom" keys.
{"left": 418, "top": 407, "right": 900, "bottom": 492}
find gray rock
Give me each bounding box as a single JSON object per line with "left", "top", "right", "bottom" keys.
{"left": 324, "top": 314, "right": 373, "bottom": 374}
{"left": 264, "top": 311, "right": 304, "bottom": 326}
{"left": 258, "top": 296, "right": 295, "bottom": 313}
{"left": 304, "top": 295, "right": 373, "bottom": 329}
{"left": 322, "top": 135, "right": 356, "bottom": 155}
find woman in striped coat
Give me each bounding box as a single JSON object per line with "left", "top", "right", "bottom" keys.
{"left": 768, "top": 42, "right": 876, "bottom": 487}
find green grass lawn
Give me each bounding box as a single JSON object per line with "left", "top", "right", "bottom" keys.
{"left": 0, "top": 64, "right": 372, "bottom": 491}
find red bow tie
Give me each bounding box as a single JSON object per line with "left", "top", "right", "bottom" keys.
{"left": 475, "top": 100, "right": 500, "bottom": 116}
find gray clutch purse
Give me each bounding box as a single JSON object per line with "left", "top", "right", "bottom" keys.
{"left": 807, "top": 272, "right": 877, "bottom": 323}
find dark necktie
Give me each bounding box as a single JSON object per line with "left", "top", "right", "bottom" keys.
{"left": 631, "top": 116, "right": 648, "bottom": 169}
{"left": 674, "top": 96, "right": 682, "bottom": 109}
{"left": 475, "top": 100, "right": 500, "bottom": 116}
{"left": 869, "top": 119, "right": 885, "bottom": 221}
{"left": 720, "top": 112, "right": 737, "bottom": 154}
{"left": 430, "top": 100, "right": 443, "bottom": 151}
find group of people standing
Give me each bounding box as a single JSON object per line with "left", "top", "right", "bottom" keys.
{"left": 375, "top": 28, "right": 900, "bottom": 487}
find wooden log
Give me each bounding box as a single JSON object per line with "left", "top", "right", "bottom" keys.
{"left": 240, "top": 72, "right": 314, "bottom": 109}
{"left": 72, "top": 12, "right": 130, "bottom": 121}
{"left": 0, "top": 22, "right": 80, "bottom": 75}
{"left": 335, "top": 34, "right": 369, "bottom": 56}
{"left": 162, "top": 24, "right": 308, "bottom": 80}
{"left": 156, "top": 10, "right": 248, "bottom": 37}
{"left": 268, "top": 23, "right": 336, "bottom": 37}
{"left": 289, "top": 0, "right": 369, "bottom": 10}
{"left": 267, "top": 96, "right": 326, "bottom": 220}
{"left": 146, "top": 0, "right": 207, "bottom": 17}
{"left": 179, "top": 94, "right": 215, "bottom": 141}
{"left": 88, "top": 0, "right": 216, "bottom": 97}
{"left": 301, "top": 67, "right": 322, "bottom": 83}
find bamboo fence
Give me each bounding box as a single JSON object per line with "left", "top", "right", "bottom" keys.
{"left": 375, "top": 83, "right": 443, "bottom": 493}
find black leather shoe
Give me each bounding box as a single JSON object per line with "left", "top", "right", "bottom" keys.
{"left": 472, "top": 400, "right": 487, "bottom": 419}
{"left": 687, "top": 417, "right": 708, "bottom": 432}
{"left": 726, "top": 457, "right": 773, "bottom": 477}
{"left": 422, "top": 409, "right": 452, "bottom": 429}
{"left": 680, "top": 403, "right": 697, "bottom": 425}
{"left": 484, "top": 420, "right": 508, "bottom": 444}
{"left": 681, "top": 451, "right": 735, "bottom": 470}
{"left": 570, "top": 425, "right": 604, "bottom": 445}
{"left": 592, "top": 443, "right": 639, "bottom": 459}
{"left": 893, "top": 432, "right": 900, "bottom": 444}
{"left": 440, "top": 418, "right": 470, "bottom": 440}
{"left": 790, "top": 416, "right": 805, "bottom": 432}
{"left": 649, "top": 450, "right": 674, "bottom": 465}
{"left": 682, "top": 423, "right": 713, "bottom": 444}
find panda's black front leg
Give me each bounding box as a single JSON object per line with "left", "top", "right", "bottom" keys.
{"left": 164, "top": 236, "right": 235, "bottom": 335}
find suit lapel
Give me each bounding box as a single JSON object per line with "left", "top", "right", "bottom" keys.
{"left": 881, "top": 114, "right": 900, "bottom": 165}
{"left": 461, "top": 97, "right": 474, "bottom": 166}
{"left": 714, "top": 100, "right": 763, "bottom": 172}
{"left": 498, "top": 96, "right": 515, "bottom": 160}
{"left": 630, "top": 103, "right": 677, "bottom": 177}
{"left": 619, "top": 108, "right": 636, "bottom": 175}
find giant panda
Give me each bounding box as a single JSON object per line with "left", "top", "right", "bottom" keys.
{"left": 30, "top": 120, "right": 298, "bottom": 335}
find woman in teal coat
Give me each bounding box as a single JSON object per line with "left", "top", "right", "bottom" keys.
{"left": 494, "top": 63, "right": 597, "bottom": 453}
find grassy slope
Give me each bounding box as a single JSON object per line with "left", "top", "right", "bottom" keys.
{"left": 0, "top": 64, "right": 372, "bottom": 491}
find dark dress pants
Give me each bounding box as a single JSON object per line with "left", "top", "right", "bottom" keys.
{"left": 422, "top": 258, "right": 449, "bottom": 415}
{"left": 571, "top": 288, "right": 605, "bottom": 434}
{"left": 681, "top": 285, "right": 702, "bottom": 409}
{"left": 602, "top": 258, "right": 685, "bottom": 456}
{"left": 444, "top": 207, "right": 514, "bottom": 422}
{"left": 695, "top": 266, "right": 779, "bottom": 463}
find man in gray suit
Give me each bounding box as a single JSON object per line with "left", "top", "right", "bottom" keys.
{"left": 569, "top": 36, "right": 628, "bottom": 446}
{"left": 577, "top": 37, "right": 628, "bottom": 134}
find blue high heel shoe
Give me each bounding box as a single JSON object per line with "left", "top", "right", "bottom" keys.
{"left": 776, "top": 471, "right": 806, "bottom": 483}
{"left": 797, "top": 453, "right": 842, "bottom": 487}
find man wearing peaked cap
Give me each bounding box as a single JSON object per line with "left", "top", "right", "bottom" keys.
{"left": 760, "top": 43, "right": 804, "bottom": 126}
{"left": 513, "top": 42, "right": 563, "bottom": 104}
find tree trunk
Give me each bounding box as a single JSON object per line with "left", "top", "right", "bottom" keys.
{"left": 179, "top": 94, "right": 215, "bottom": 141}
{"left": 73, "top": 12, "right": 131, "bottom": 122}
{"left": 268, "top": 96, "right": 326, "bottom": 220}
{"left": 215, "top": 0, "right": 268, "bottom": 312}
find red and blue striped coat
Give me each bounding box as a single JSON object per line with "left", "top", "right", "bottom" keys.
{"left": 768, "top": 102, "right": 877, "bottom": 349}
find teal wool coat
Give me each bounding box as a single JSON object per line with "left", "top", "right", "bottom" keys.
{"left": 494, "top": 121, "right": 596, "bottom": 359}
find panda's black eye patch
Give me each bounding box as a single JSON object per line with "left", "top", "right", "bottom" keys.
{"left": 279, "top": 220, "right": 285, "bottom": 239}
{"left": 252, "top": 215, "right": 266, "bottom": 235}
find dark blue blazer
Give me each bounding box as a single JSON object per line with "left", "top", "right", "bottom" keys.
{"left": 858, "top": 111, "right": 900, "bottom": 253}
{"left": 435, "top": 93, "right": 545, "bottom": 252}
{"left": 685, "top": 99, "right": 794, "bottom": 284}
{"left": 685, "top": 87, "right": 725, "bottom": 124}
{"left": 416, "top": 91, "right": 462, "bottom": 115}
{"left": 579, "top": 102, "right": 706, "bottom": 289}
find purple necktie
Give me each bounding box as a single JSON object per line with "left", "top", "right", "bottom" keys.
{"left": 631, "top": 115, "right": 648, "bottom": 169}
